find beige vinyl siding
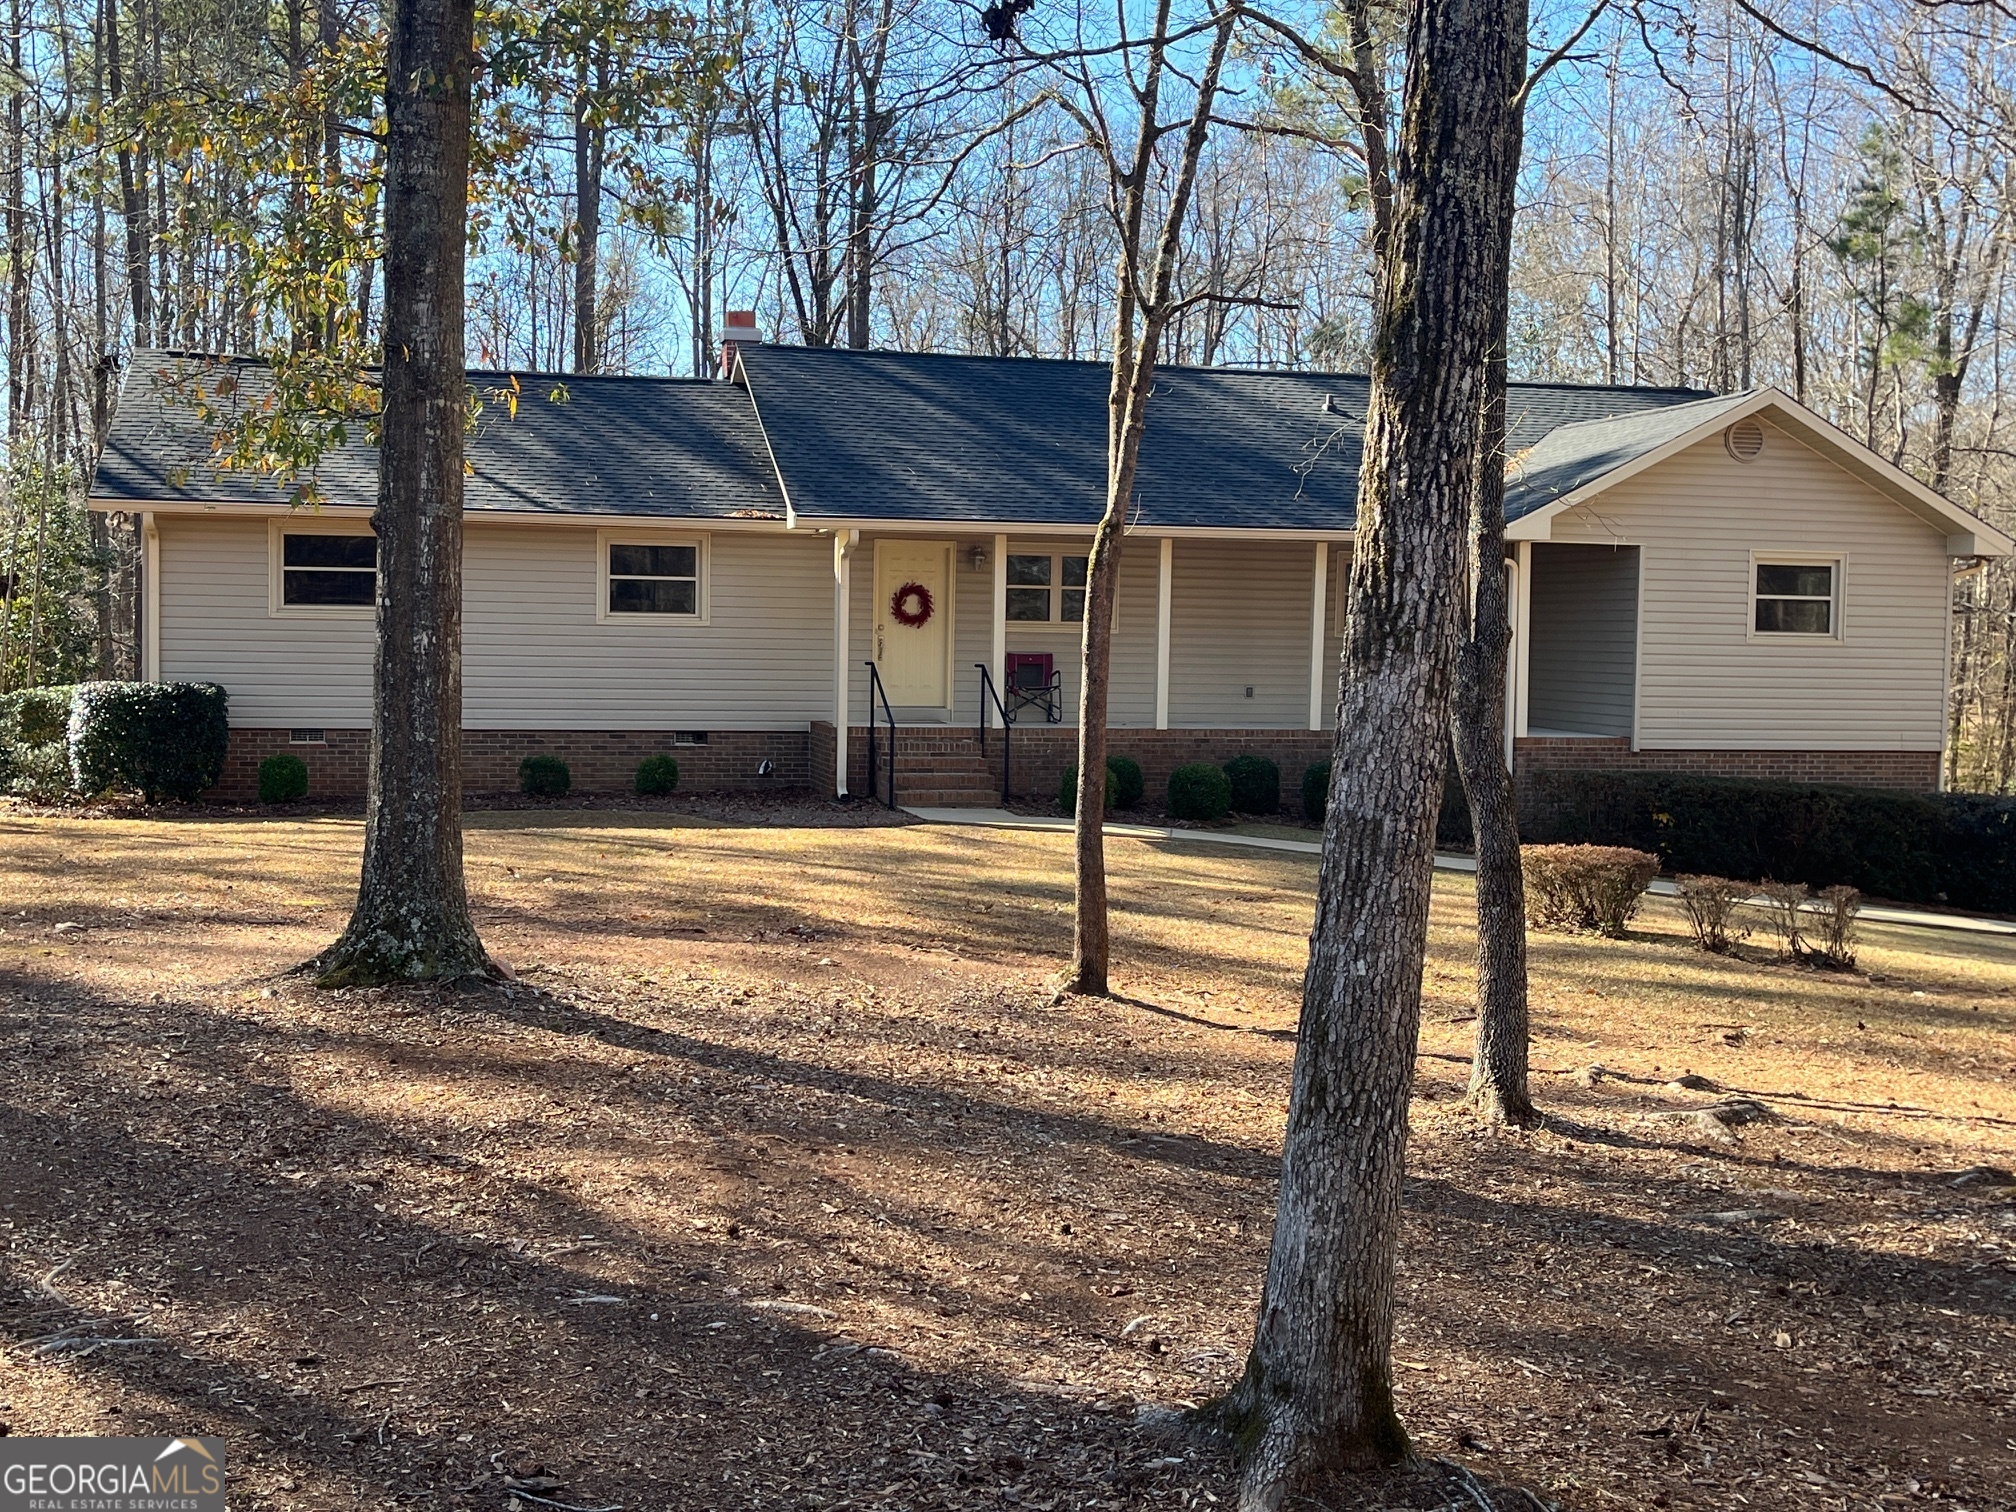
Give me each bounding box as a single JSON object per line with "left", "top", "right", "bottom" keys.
{"left": 1169, "top": 539, "right": 1322, "bottom": 729}
{"left": 1527, "top": 544, "right": 1638, "bottom": 738}
{"left": 157, "top": 515, "right": 834, "bottom": 728}
{"left": 1544, "top": 419, "right": 1949, "bottom": 750}
{"left": 461, "top": 523, "right": 832, "bottom": 727}
{"left": 158, "top": 515, "right": 376, "bottom": 725}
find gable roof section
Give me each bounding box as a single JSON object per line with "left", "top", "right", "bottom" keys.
{"left": 1503, "top": 386, "right": 2012, "bottom": 557}
{"left": 736, "top": 344, "right": 1709, "bottom": 531}
{"left": 91, "top": 350, "right": 785, "bottom": 520}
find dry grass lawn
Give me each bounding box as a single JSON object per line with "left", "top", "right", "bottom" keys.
{"left": 1, "top": 805, "right": 2013, "bottom": 1511}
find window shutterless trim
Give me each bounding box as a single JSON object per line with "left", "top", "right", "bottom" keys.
{"left": 595, "top": 528, "right": 710, "bottom": 624}
{"left": 1002, "top": 549, "right": 1089, "bottom": 624}
{"left": 1746, "top": 550, "right": 1845, "bottom": 642}
{"left": 268, "top": 517, "right": 377, "bottom": 619}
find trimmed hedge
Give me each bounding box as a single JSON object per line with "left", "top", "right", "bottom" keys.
{"left": 1525, "top": 769, "right": 2016, "bottom": 913}
{"left": 1168, "top": 762, "right": 1232, "bottom": 822}
{"left": 1223, "top": 753, "right": 1279, "bottom": 814}
{"left": 519, "top": 754, "right": 572, "bottom": 796}
{"left": 636, "top": 754, "right": 680, "bottom": 795}
{"left": 1106, "top": 755, "right": 1144, "bottom": 810}
{"left": 1058, "top": 761, "right": 1118, "bottom": 817}
{"left": 70, "top": 681, "right": 228, "bottom": 802}
{"left": 1302, "top": 760, "right": 1331, "bottom": 824}
{"left": 259, "top": 754, "right": 310, "bottom": 803}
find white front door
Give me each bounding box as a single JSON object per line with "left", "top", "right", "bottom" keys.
{"left": 874, "top": 539, "right": 953, "bottom": 707}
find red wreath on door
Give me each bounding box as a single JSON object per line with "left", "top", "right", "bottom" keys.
{"left": 889, "top": 580, "right": 935, "bottom": 628}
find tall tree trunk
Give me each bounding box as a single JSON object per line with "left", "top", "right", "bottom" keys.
{"left": 1221, "top": 0, "right": 1527, "bottom": 1497}
{"left": 1452, "top": 23, "right": 1532, "bottom": 1128}
{"left": 7, "top": 0, "right": 26, "bottom": 437}
{"left": 571, "top": 50, "right": 605, "bottom": 374}
{"left": 1064, "top": 7, "right": 1233, "bottom": 998}
{"left": 316, "top": 0, "right": 491, "bottom": 987}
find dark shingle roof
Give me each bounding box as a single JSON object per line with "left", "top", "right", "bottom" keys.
{"left": 90, "top": 350, "right": 784, "bottom": 519}
{"left": 738, "top": 344, "right": 1711, "bottom": 530}
{"left": 92, "top": 346, "right": 1716, "bottom": 531}
{"left": 1503, "top": 391, "right": 1754, "bottom": 520}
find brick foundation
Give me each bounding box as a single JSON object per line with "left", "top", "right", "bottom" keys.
{"left": 218, "top": 728, "right": 811, "bottom": 801}
{"left": 1513, "top": 737, "right": 1941, "bottom": 793}
{"left": 814, "top": 722, "right": 1337, "bottom": 809}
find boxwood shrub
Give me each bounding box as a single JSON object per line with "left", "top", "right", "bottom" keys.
{"left": 1106, "top": 755, "right": 1144, "bottom": 810}
{"left": 1058, "top": 761, "right": 1118, "bottom": 816}
{"left": 1301, "top": 759, "right": 1331, "bottom": 824}
{"left": 259, "top": 753, "right": 310, "bottom": 803}
{"left": 1523, "top": 769, "right": 2016, "bottom": 913}
{"left": 1168, "top": 762, "right": 1232, "bottom": 822}
{"left": 636, "top": 754, "right": 680, "bottom": 795}
{"left": 1222, "top": 753, "right": 1279, "bottom": 814}
{"left": 519, "top": 754, "right": 572, "bottom": 797}
{"left": 69, "top": 681, "right": 228, "bottom": 802}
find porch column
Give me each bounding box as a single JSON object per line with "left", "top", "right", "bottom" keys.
{"left": 1154, "top": 535, "right": 1173, "bottom": 729}
{"left": 833, "top": 529, "right": 857, "bottom": 796}
{"left": 1307, "top": 541, "right": 1328, "bottom": 731}
{"left": 1509, "top": 540, "right": 1532, "bottom": 756}
{"left": 988, "top": 532, "right": 1007, "bottom": 728}
{"left": 142, "top": 512, "right": 161, "bottom": 684}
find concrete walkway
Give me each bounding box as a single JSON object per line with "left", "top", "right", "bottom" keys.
{"left": 900, "top": 805, "right": 2016, "bottom": 939}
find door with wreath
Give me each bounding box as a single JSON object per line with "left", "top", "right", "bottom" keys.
{"left": 873, "top": 540, "right": 953, "bottom": 708}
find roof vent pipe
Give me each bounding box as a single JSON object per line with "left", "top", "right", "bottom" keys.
{"left": 721, "top": 310, "right": 759, "bottom": 379}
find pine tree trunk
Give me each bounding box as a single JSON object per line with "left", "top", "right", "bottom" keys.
{"left": 1222, "top": 0, "right": 1527, "bottom": 1498}
{"left": 315, "top": 0, "right": 491, "bottom": 988}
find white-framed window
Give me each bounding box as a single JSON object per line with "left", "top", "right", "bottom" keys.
{"left": 269, "top": 518, "right": 376, "bottom": 618}
{"left": 1751, "top": 553, "right": 1843, "bottom": 638}
{"left": 596, "top": 530, "right": 709, "bottom": 623}
{"left": 1005, "top": 551, "right": 1089, "bottom": 623}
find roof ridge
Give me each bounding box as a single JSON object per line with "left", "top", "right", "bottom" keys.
{"left": 742, "top": 343, "right": 1712, "bottom": 399}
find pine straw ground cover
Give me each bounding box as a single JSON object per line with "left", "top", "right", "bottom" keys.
{"left": 0, "top": 807, "right": 2013, "bottom": 1512}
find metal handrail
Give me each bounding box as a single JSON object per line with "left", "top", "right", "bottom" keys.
{"left": 864, "top": 661, "right": 897, "bottom": 809}
{"left": 975, "top": 663, "right": 1013, "bottom": 806}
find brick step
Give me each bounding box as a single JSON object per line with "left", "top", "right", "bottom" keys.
{"left": 899, "top": 789, "right": 1003, "bottom": 807}
{"left": 892, "top": 759, "right": 993, "bottom": 776}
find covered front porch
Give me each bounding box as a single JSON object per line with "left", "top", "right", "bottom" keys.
{"left": 826, "top": 529, "right": 1351, "bottom": 797}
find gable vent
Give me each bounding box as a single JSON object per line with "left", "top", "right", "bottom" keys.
{"left": 1723, "top": 417, "right": 1767, "bottom": 462}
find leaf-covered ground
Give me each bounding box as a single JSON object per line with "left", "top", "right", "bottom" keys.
{"left": 1, "top": 802, "right": 2012, "bottom": 1511}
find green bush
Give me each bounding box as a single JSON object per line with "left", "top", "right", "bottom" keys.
{"left": 635, "top": 754, "right": 680, "bottom": 796}
{"left": 1301, "top": 760, "right": 1331, "bottom": 824}
{"left": 1058, "top": 761, "right": 1117, "bottom": 817}
{"left": 519, "top": 754, "right": 571, "bottom": 797}
{"left": 69, "top": 681, "right": 228, "bottom": 802}
{"left": 1106, "top": 755, "right": 1144, "bottom": 810}
{"left": 259, "top": 753, "right": 310, "bottom": 803}
{"left": 1222, "top": 753, "right": 1279, "bottom": 814}
{"left": 1168, "top": 762, "right": 1232, "bottom": 822}
{"left": 1523, "top": 769, "right": 2016, "bottom": 913}
{"left": 0, "top": 686, "right": 75, "bottom": 797}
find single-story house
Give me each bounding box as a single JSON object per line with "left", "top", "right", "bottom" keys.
{"left": 87, "top": 338, "right": 2013, "bottom": 806}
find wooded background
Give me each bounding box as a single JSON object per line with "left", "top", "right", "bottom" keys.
{"left": 4, "top": 0, "right": 2014, "bottom": 791}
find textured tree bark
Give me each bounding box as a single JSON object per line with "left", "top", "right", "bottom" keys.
{"left": 1449, "top": 54, "right": 1533, "bottom": 1129}
{"left": 315, "top": 0, "right": 492, "bottom": 988}
{"left": 1221, "top": 0, "right": 1527, "bottom": 1498}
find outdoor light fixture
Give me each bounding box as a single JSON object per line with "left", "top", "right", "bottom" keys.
{"left": 969, "top": 544, "right": 987, "bottom": 572}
